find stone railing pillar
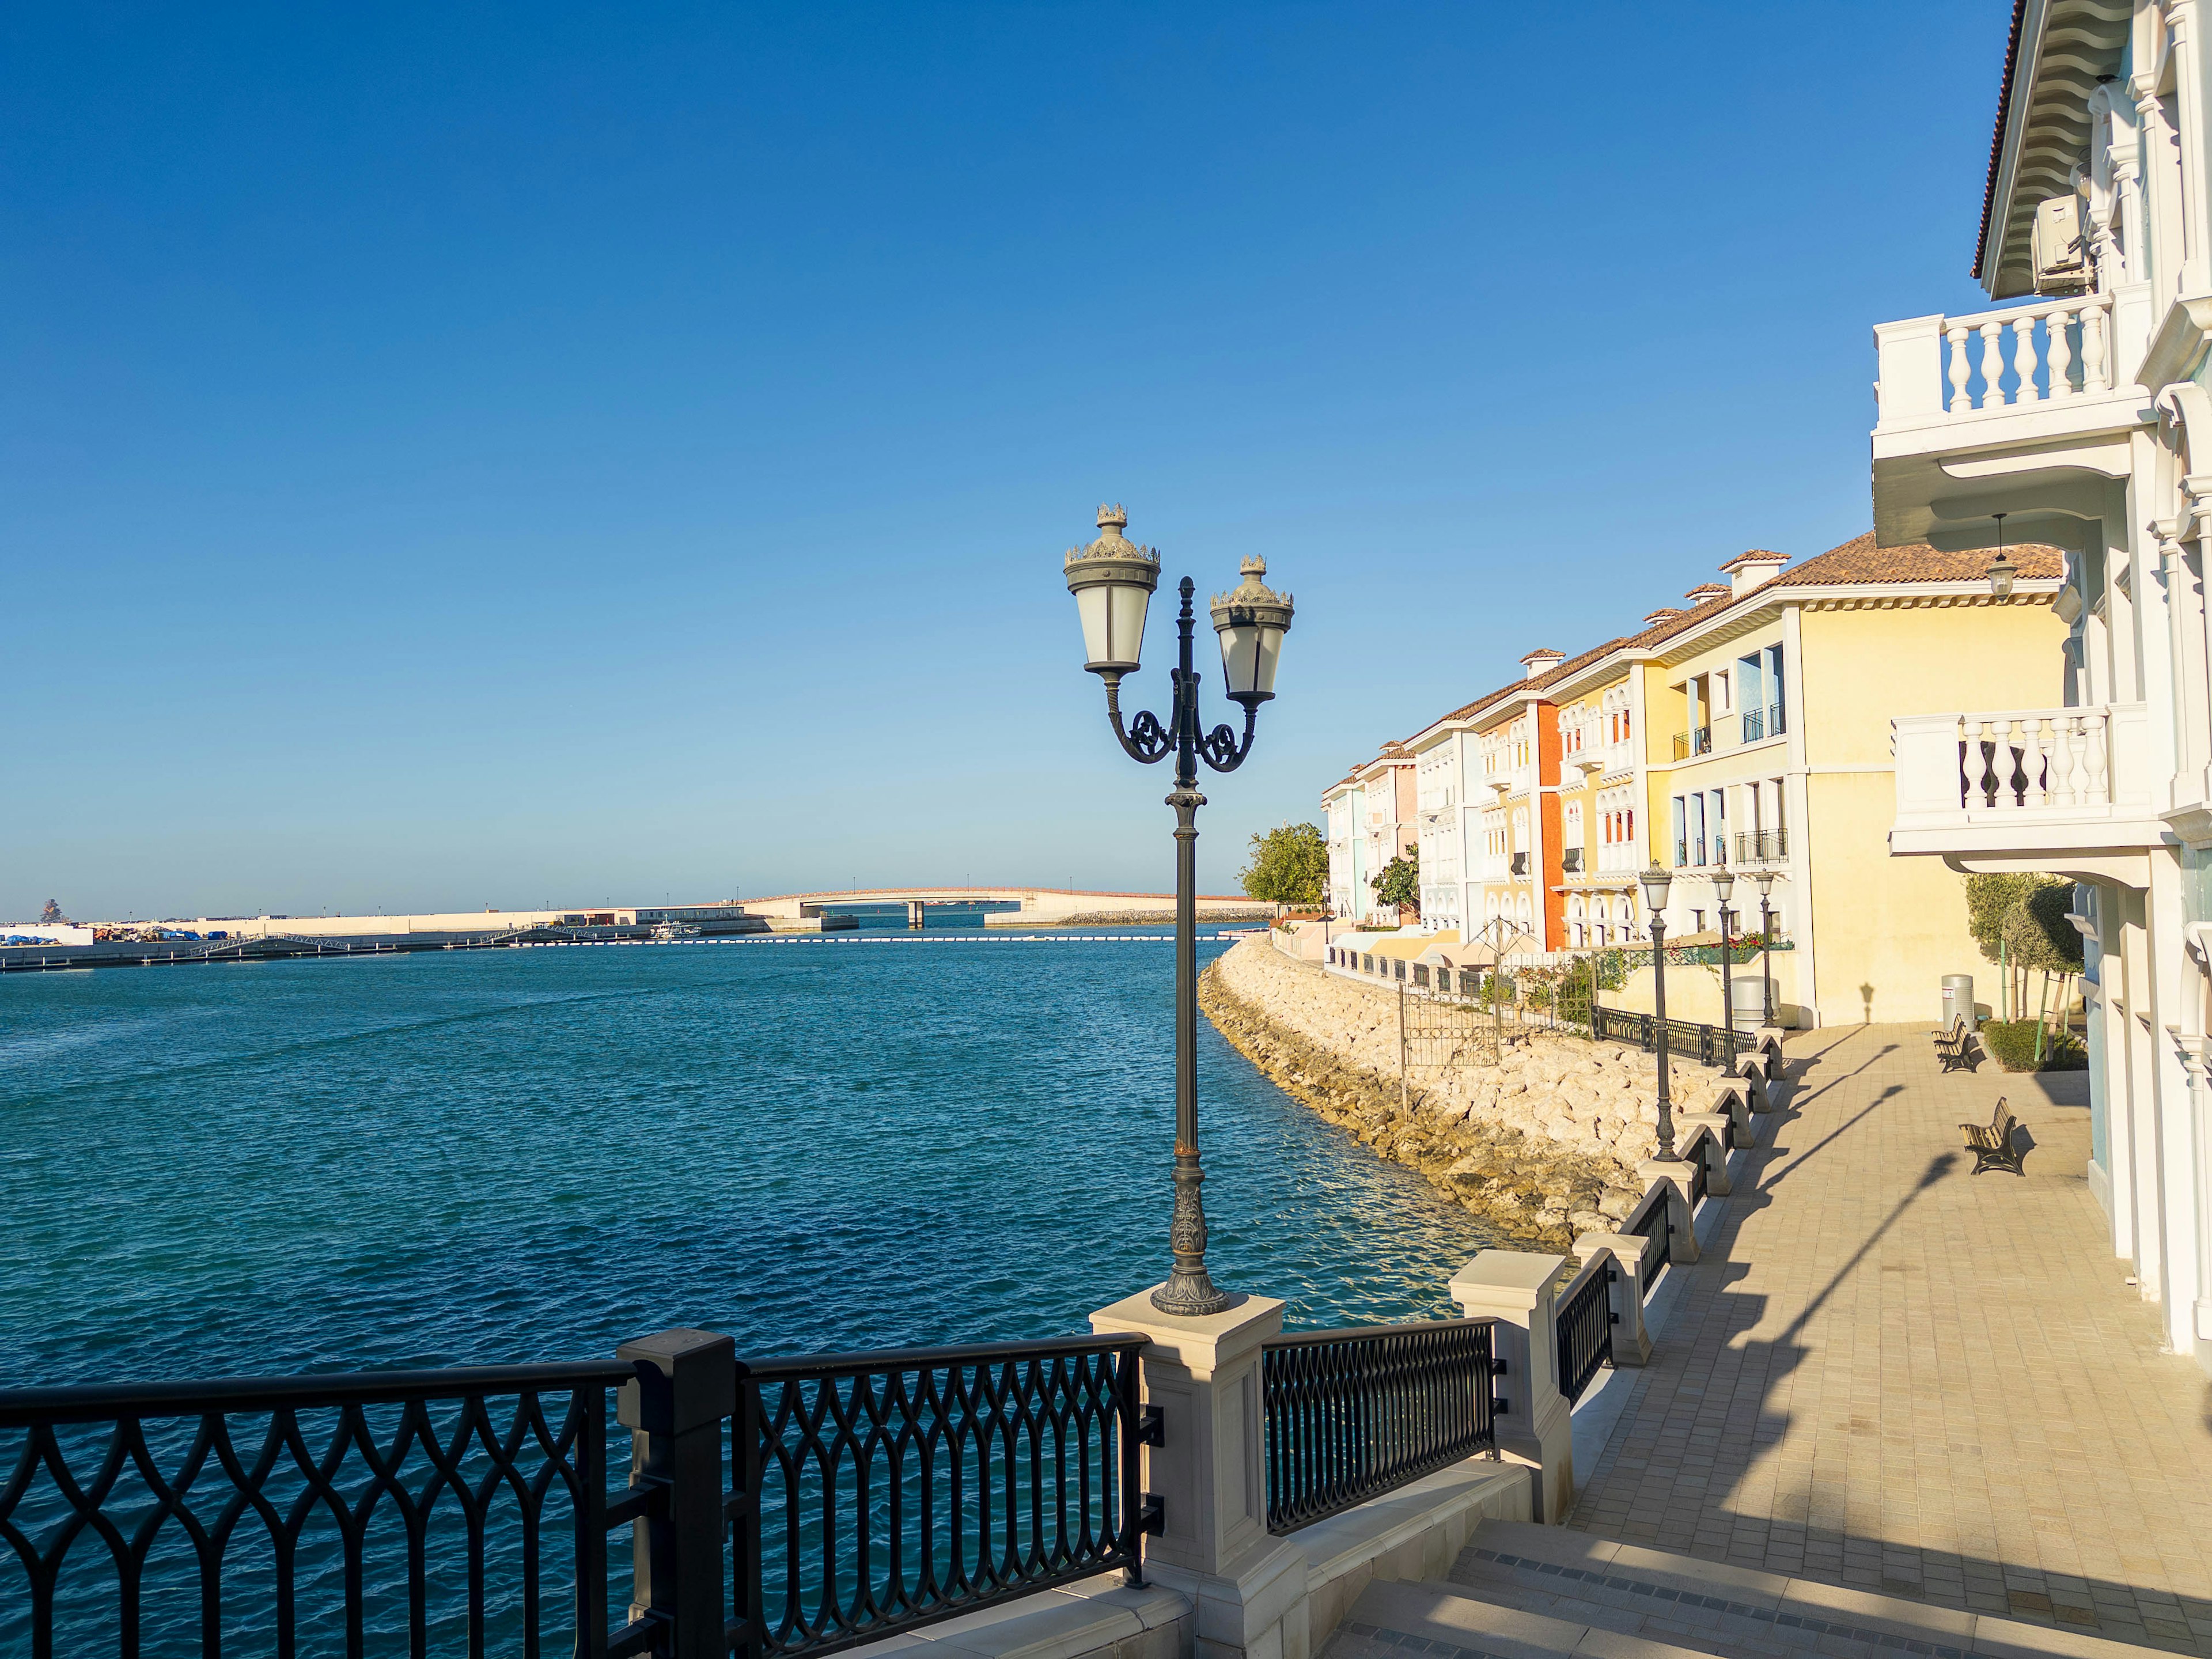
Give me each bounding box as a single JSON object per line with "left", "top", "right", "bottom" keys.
{"left": 1635, "top": 1163, "right": 1700, "bottom": 1265}
{"left": 1446, "top": 1250, "right": 1573, "bottom": 1524}
{"left": 1709, "top": 1080, "right": 1753, "bottom": 1145}
{"left": 1090, "top": 1290, "right": 1310, "bottom": 1659}
{"left": 1571, "top": 1234, "right": 1653, "bottom": 1366}
{"left": 1677, "top": 1117, "right": 1733, "bottom": 1195}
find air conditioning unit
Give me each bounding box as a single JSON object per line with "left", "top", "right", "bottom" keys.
{"left": 2033, "top": 194, "right": 2090, "bottom": 294}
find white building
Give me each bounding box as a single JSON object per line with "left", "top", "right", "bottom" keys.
{"left": 1877, "top": 0, "right": 2212, "bottom": 1373}
{"left": 1321, "top": 745, "right": 1417, "bottom": 926}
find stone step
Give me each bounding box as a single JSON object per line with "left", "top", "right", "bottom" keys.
{"left": 1422, "top": 1520, "right": 2177, "bottom": 1659}
{"left": 1329, "top": 1573, "right": 1718, "bottom": 1659}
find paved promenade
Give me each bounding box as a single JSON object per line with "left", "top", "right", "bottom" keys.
{"left": 1565, "top": 1022, "right": 2212, "bottom": 1653}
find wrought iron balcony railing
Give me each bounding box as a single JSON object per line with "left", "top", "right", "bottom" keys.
{"left": 1260, "top": 1317, "right": 1499, "bottom": 1534}
{"left": 1560, "top": 847, "right": 1583, "bottom": 873}
{"left": 1509, "top": 851, "right": 1529, "bottom": 877}
{"left": 1738, "top": 704, "right": 1786, "bottom": 744}
{"left": 1734, "top": 828, "right": 1787, "bottom": 864}
{"left": 1672, "top": 726, "right": 1713, "bottom": 760}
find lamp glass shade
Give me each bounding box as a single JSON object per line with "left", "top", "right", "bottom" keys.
{"left": 1063, "top": 505, "right": 1160, "bottom": 676}
{"left": 1710, "top": 868, "right": 1734, "bottom": 906}
{"left": 1639, "top": 863, "right": 1673, "bottom": 910}
{"left": 1753, "top": 870, "right": 1777, "bottom": 897}
{"left": 1987, "top": 553, "right": 2017, "bottom": 599}
{"left": 1209, "top": 555, "right": 1293, "bottom": 702}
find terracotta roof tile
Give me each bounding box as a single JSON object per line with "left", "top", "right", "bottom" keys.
{"left": 1767, "top": 531, "right": 2063, "bottom": 586}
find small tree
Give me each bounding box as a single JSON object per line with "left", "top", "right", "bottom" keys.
{"left": 1238, "top": 822, "right": 1330, "bottom": 910}
{"left": 2005, "top": 879, "right": 2084, "bottom": 1062}
{"left": 1370, "top": 848, "right": 1420, "bottom": 918}
{"left": 1964, "top": 872, "right": 2036, "bottom": 1018}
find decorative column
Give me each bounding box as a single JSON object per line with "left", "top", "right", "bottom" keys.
{"left": 1089, "top": 1291, "right": 1310, "bottom": 1659}
{"left": 1447, "top": 1251, "right": 1574, "bottom": 1523}
{"left": 2166, "top": 1, "right": 2212, "bottom": 296}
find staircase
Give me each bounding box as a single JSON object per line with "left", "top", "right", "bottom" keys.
{"left": 1324, "top": 1519, "right": 2171, "bottom": 1659}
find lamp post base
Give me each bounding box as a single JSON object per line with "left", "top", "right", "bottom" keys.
{"left": 1151, "top": 1267, "right": 1234, "bottom": 1318}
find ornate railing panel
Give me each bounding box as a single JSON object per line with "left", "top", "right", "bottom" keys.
{"left": 741, "top": 1334, "right": 1147, "bottom": 1659}
{"left": 1554, "top": 1266, "right": 1614, "bottom": 1406}
{"left": 1260, "top": 1319, "right": 1498, "bottom": 1535}
{"left": 1590, "top": 1005, "right": 1752, "bottom": 1065}
{"left": 1629, "top": 1200, "right": 1671, "bottom": 1297}
{"left": 0, "top": 1360, "right": 634, "bottom": 1659}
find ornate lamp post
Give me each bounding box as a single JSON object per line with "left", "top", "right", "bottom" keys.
{"left": 1710, "top": 863, "right": 1736, "bottom": 1069}
{"left": 1066, "top": 504, "right": 1293, "bottom": 1317}
{"left": 1752, "top": 869, "right": 1779, "bottom": 1027}
{"left": 1638, "top": 862, "right": 1679, "bottom": 1161}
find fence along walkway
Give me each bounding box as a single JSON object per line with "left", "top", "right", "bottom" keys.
{"left": 1563, "top": 1022, "right": 2212, "bottom": 1654}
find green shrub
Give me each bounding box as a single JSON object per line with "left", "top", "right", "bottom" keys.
{"left": 1978, "top": 1019, "right": 2088, "bottom": 1071}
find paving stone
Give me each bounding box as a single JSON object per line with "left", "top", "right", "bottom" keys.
{"left": 1548, "top": 1023, "right": 2212, "bottom": 1653}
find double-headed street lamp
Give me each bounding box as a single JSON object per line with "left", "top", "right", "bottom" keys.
{"left": 1637, "top": 861, "right": 1679, "bottom": 1162}
{"left": 1066, "top": 505, "right": 1293, "bottom": 1318}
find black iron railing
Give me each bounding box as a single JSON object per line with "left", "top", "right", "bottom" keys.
{"left": 745, "top": 1334, "right": 1149, "bottom": 1659}
{"left": 1738, "top": 705, "right": 1786, "bottom": 744}
{"left": 1672, "top": 726, "right": 1713, "bottom": 760}
{"left": 1629, "top": 1201, "right": 1671, "bottom": 1296}
{"left": 1589, "top": 1004, "right": 1753, "bottom": 1065}
{"left": 0, "top": 1331, "right": 1154, "bottom": 1659}
{"left": 1554, "top": 1267, "right": 1614, "bottom": 1405}
{"left": 1260, "top": 1319, "right": 1499, "bottom": 1535}
{"left": 1687, "top": 1148, "right": 1709, "bottom": 1206}
{"left": 1734, "top": 828, "right": 1788, "bottom": 864}
{"left": 0, "top": 1359, "right": 633, "bottom": 1659}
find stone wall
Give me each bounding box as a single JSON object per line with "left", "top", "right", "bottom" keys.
{"left": 1200, "top": 937, "right": 1725, "bottom": 1245}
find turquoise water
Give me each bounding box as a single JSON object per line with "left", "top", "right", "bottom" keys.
{"left": 0, "top": 933, "right": 1498, "bottom": 1386}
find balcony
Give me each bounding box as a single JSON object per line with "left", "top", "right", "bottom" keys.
{"left": 1673, "top": 838, "right": 1710, "bottom": 869}
{"left": 1734, "top": 828, "right": 1787, "bottom": 864}
{"left": 1509, "top": 852, "right": 1529, "bottom": 877}
{"left": 1738, "top": 704, "right": 1785, "bottom": 745}
{"left": 1673, "top": 726, "right": 1713, "bottom": 761}
{"left": 1891, "top": 703, "right": 2164, "bottom": 882}
{"left": 1869, "top": 290, "right": 2150, "bottom": 548}
{"left": 1561, "top": 847, "right": 1583, "bottom": 874}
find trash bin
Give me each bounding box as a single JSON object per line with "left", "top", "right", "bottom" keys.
{"left": 1942, "top": 974, "right": 1976, "bottom": 1031}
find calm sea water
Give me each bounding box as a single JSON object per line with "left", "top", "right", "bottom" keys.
{"left": 0, "top": 932, "right": 1499, "bottom": 1386}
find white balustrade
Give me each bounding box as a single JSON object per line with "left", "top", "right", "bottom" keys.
{"left": 1878, "top": 294, "right": 2115, "bottom": 424}
{"left": 1893, "top": 704, "right": 2148, "bottom": 831}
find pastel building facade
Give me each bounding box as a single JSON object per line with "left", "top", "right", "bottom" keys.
{"left": 1322, "top": 746, "right": 1416, "bottom": 925}
{"left": 1873, "top": 0, "right": 2212, "bottom": 1369}
{"left": 1331, "top": 536, "right": 2065, "bottom": 1027}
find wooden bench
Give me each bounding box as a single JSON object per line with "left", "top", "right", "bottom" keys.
{"left": 1931, "top": 1017, "right": 1979, "bottom": 1073}
{"left": 1960, "top": 1096, "right": 2025, "bottom": 1176}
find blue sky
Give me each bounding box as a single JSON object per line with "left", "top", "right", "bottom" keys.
{"left": 3, "top": 2, "right": 2012, "bottom": 919}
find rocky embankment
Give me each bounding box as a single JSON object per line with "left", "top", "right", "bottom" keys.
{"left": 1199, "top": 937, "right": 1725, "bottom": 1248}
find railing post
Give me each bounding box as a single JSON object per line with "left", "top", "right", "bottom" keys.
{"left": 1089, "top": 1291, "right": 1308, "bottom": 1659}
{"left": 1633, "top": 1166, "right": 1699, "bottom": 1265}
{"left": 616, "top": 1328, "right": 738, "bottom": 1659}
{"left": 1570, "top": 1237, "right": 1652, "bottom": 1366}
{"left": 1448, "top": 1251, "right": 1573, "bottom": 1523}
{"left": 1677, "top": 1117, "right": 1733, "bottom": 1195}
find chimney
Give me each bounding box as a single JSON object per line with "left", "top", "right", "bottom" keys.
{"left": 1643, "top": 607, "right": 1683, "bottom": 628}
{"left": 1684, "top": 582, "right": 1730, "bottom": 605}
{"left": 1520, "top": 646, "right": 1566, "bottom": 681}
{"left": 1721, "top": 548, "right": 1790, "bottom": 597}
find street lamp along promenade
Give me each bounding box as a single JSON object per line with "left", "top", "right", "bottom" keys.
{"left": 1752, "top": 869, "right": 1779, "bottom": 1027}
{"left": 1637, "top": 861, "right": 1680, "bottom": 1162}
{"left": 1065, "top": 504, "right": 1294, "bottom": 1318}
{"left": 1710, "top": 862, "right": 1737, "bottom": 1071}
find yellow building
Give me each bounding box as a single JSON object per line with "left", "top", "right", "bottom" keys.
{"left": 1635, "top": 535, "right": 2066, "bottom": 1025}
{"left": 1355, "top": 532, "right": 2069, "bottom": 1028}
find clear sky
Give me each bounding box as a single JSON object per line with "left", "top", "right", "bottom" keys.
{"left": 3, "top": 2, "right": 2013, "bottom": 921}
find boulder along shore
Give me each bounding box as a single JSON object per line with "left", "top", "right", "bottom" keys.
{"left": 1199, "top": 936, "right": 1726, "bottom": 1250}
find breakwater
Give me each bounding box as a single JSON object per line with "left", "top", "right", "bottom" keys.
{"left": 1198, "top": 936, "right": 1726, "bottom": 1248}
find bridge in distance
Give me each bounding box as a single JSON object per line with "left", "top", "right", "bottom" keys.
{"left": 738, "top": 886, "right": 1262, "bottom": 927}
